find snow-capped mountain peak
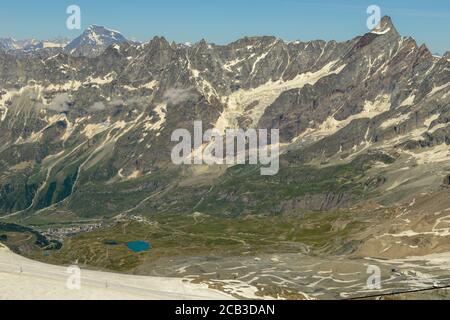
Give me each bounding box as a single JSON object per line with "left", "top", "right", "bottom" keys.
{"left": 64, "top": 25, "right": 128, "bottom": 57}
{"left": 86, "top": 25, "right": 125, "bottom": 43}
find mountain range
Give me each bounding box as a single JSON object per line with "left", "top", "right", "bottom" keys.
{"left": 0, "top": 16, "right": 449, "bottom": 253}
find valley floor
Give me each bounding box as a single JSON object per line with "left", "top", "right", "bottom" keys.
{"left": 3, "top": 199, "right": 450, "bottom": 300}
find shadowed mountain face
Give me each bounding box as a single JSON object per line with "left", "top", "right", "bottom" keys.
{"left": 0, "top": 16, "right": 449, "bottom": 221}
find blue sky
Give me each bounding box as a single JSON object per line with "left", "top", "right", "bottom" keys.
{"left": 0, "top": 0, "right": 449, "bottom": 54}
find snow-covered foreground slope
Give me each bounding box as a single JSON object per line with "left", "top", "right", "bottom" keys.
{"left": 0, "top": 244, "right": 233, "bottom": 300}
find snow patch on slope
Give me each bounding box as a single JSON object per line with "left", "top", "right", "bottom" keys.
{"left": 0, "top": 91, "right": 14, "bottom": 122}
{"left": 46, "top": 80, "right": 82, "bottom": 92}
{"left": 293, "top": 94, "right": 391, "bottom": 143}
{"left": 362, "top": 94, "right": 391, "bottom": 115}
{"left": 424, "top": 114, "right": 440, "bottom": 128}
{"left": 85, "top": 73, "right": 115, "bottom": 85}
{"left": 405, "top": 143, "right": 450, "bottom": 165}
{"left": 144, "top": 103, "right": 167, "bottom": 133}
{"left": 371, "top": 28, "right": 391, "bottom": 35}
{"left": 428, "top": 83, "right": 450, "bottom": 97}
{"left": 0, "top": 105, "right": 7, "bottom": 122}
{"left": 223, "top": 55, "right": 254, "bottom": 72}
{"left": 82, "top": 122, "right": 110, "bottom": 139}
{"left": 380, "top": 112, "right": 411, "bottom": 129}
{"left": 215, "top": 61, "right": 347, "bottom": 133}
{"left": 399, "top": 94, "right": 416, "bottom": 107}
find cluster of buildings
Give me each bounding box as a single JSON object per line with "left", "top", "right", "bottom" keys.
{"left": 42, "top": 223, "right": 104, "bottom": 240}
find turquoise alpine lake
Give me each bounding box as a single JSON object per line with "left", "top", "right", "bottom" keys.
{"left": 127, "top": 241, "right": 151, "bottom": 252}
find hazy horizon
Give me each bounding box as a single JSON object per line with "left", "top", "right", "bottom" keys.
{"left": 0, "top": 1, "right": 449, "bottom": 54}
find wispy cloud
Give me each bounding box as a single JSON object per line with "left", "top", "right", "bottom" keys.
{"left": 163, "top": 87, "right": 197, "bottom": 105}
{"left": 41, "top": 93, "right": 71, "bottom": 112}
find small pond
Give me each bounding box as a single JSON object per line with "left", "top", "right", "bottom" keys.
{"left": 127, "top": 240, "right": 151, "bottom": 252}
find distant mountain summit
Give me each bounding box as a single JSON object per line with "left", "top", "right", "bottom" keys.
{"left": 370, "top": 15, "right": 399, "bottom": 36}
{"left": 0, "top": 38, "right": 68, "bottom": 59}
{"left": 0, "top": 26, "right": 128, "bottom": 58}
{"left": 0, "top": 38, "right": 21, "bottom": 51}
{"left": 64, "top": 25, "right": 129, "bottom": 57}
